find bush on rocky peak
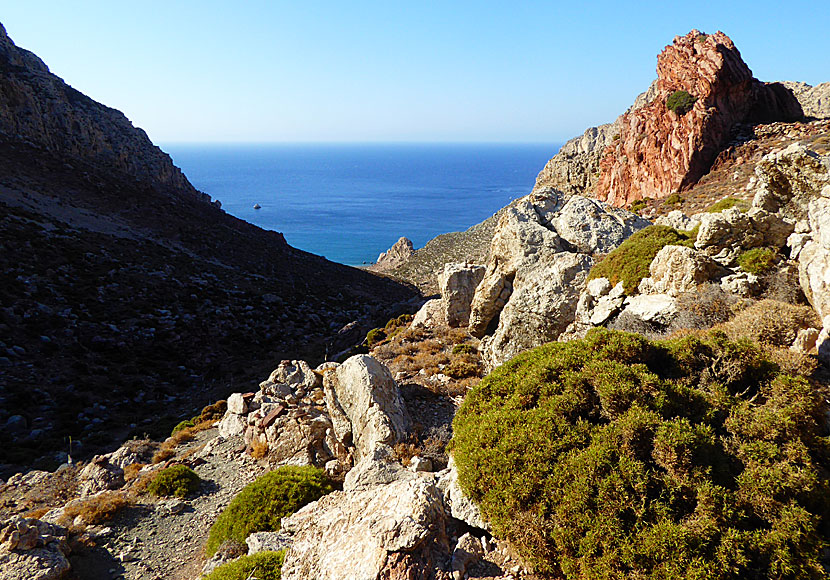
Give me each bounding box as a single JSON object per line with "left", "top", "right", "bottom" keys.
{"left": 451, "top": 327, "right": 830, "bottom": 578}
{"left": 147, "top": 465, "right": 201, "bottom": 498}
{"left": 205, "top": 466, "right": 333, "bottom": 557}
{"left": 203, "top": 550, "right": 285, "bottom": 580}
{"left": 666, "top": 90, "right": 697, "bottom": 115}
{"left": 588, "top": 225, "right": 695, "bottom": 294}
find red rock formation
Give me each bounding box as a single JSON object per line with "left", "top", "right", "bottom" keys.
{"left": 595, "top": 30, "right": 799, "bottom": 207}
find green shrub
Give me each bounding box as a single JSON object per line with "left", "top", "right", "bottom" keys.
{"left": 738, "top": 247, "right": 777, "bottom": 275}
{"left": 203, "top": 551, "right": 284, "bottom": 580}
{"left": 171, "top": 418, "right": 196, "bottom": 436}
{"left": 451, "top": 344, "right": 477, "bottom": 356}
{"left": 451, "top": 328, "right": 830, "bottom": 578}
{"left": 147, "top": 465, "right": 201, "bottom": 498}
{"left": 663, "top": 192, "right": 683, "bottom": 206}
{"left": 588, "top": 225, "right": 695, "bottom": 294}
{"left": 666, "top": 90, "right": 697, "bottom": 115}
{"left": 365, "top": 328, "right": 386, "bottom": 347}
{"left": 629, "top": 199, "right": 648, "bottom": 213}
{"left": 707, "top": 196, "right": 750, "bottom": 213}
{"left": 206, "top": 466, "right": 333, "bottom": 556}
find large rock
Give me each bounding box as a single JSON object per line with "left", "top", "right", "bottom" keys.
{"left": 438, "top": 263, "right": 485, "bottom": 327}
{"left": 468, "top": 188, "right": 647, "bottom": 368}
{"left": 323, "top": 355, "right": 410, "bottom": 461}
{"left": 753, "top": 143, "right": 830, "bottom": 218}
{"left": 479, "top": 251, "right": 592, "bottom": 369}
{"left": 799, "top": 196, "right": 830, "bottom": 320}
{"left": 371, "top": 237, "right": 415, "bottom": 272}
{"left": 411, "top": 298, "right": 447, "bottom": 329}
{"left": 77, "top": 455, "right": 124, "bottom": 497}
{"left": 639, "top": 245, "right": 726, "bottom": 296}
{"left": 436, "top": 458, "right": 488, "bottom": 531}
{"left": 694, "top": 207, "right": 793, "bottom": 265}
{"left": 596, "top": 30, "right": 802, "bottom": 206}
{"left": 781, "top": 81, "right": 830, "bottom": 119}
{"left": 0, "top": 516, "right": 71, "bottom": 580}
{"left": 259, "top": 360, "right": 321, "bottom": 397}
{"left": 551, "top": 195, "right": 651, "bottom": 254}
{"left": 280, "top": 477, "right": 451, "bottom": 580}
{"left": 619, "top": 294, "right": 678, "bottom": 327}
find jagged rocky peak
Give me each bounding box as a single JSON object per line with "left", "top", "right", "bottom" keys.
{"left": 595, "top": 29, "right": 803, "bottom": 207}
{"left": 0, "top": 21, "right": 205, "bottom": 200}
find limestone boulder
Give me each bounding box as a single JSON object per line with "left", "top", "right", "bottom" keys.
{"left": 436, "top": 458, "right": 488, "bottom": 531}
{"left": 655, "top": 210, "right": 700, "bottom": 231}
{"left": 479, "top": 251, "right": 592, "bottom": 369}
{"left": 753, "top": 143, "right": 830, "bottom": 218}
{"left": 411, "top": 299, "right": 447, "bottom": 330}
{"left": 438, "top": 263, "right": 485, "bottom": 327}
{"left": 620, "top": 294, "right": 678, "bottom": 327}
{"left": 0, "top": 517, "right": 71, "bottom": 580}
{"left": 260, "top": 360, "right": 321, "bottom": 397}
{"left": 639, "top": 245, "right": 726, "bottom": 296}
{"left": 280, "top": 477, "right": 451, "bottom": 580}
{"left": 323, "top": 355, "right": 410, "bottom": 461}
{"left": 77, "top": 455, "right": 124, "bottom": 497}
{"left": 551, "top": 195, "right": 650, "bottom": 254}
{"left": 343, "top": 445, "right": 414, "bottom": 492}
{"left": 799, "top": 197, "right": 830, "bottom": 320}
{"left": 781, "top": 81, "right": 830, "bottom": 120}
{"left": 694, "top": 207, "right": 793, "bottom": 265}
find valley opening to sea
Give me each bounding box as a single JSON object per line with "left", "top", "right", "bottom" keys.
{"left": 165, "top": 143, "right": 559, "bottom": 266}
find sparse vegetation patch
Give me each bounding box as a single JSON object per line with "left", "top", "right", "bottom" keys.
{"left": 666, "top": 90, "right": 697, "bottom": 115}
{"left": 737, "top": 247, "right": 777, "bottom": 275}
{"left": 203, "top": 550, "right": 285, "bottom": 580}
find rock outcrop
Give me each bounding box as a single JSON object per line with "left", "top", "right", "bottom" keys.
{"left": 371, "top": 237, "right": 415, "bottom": 272}
{"left": 0, "top": 516, "right": 71, "bottom": 580}
{"left": 323, "top": 355, "right": 410, "bottom": 462}
{"left": 638, "top": 245, "right": 727, "bottom": 296}
{"left": 782, "top": 81, "right": 830, "bottom": 119}
{"left": 468, "top": 188, "right": 648, "bottom": 368}
{"left": 0, "top": 24, "right": 202, "bottom": 200}
{"left": 280, "top": 477, "right": 452, "bottom": 580}
{"left": 438, "top": 263, "right": 485, "bottom": 327}
{"left": 596, "top": 30, "right": 802, "bottom": 206}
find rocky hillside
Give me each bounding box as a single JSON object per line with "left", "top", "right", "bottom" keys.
{"left": 0, "top": 25, "right": 417, "bottom": 478}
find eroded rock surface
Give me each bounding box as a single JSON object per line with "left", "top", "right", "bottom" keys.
{"left": 438, "top": 263, "right": 485, "bottom": 327}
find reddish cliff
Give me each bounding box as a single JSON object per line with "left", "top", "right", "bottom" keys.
{"left": 596, "top": 30, "right": 801, "bottom": 206}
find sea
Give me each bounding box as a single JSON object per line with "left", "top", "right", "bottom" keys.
{"left": 164, "top": 143, "right": 560, "bottom": 266}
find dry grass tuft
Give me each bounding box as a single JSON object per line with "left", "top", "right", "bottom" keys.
{"left": 718, "top": 299, "right": 820, "bottom": 347}
{"left": 249, "top": 438, "right": 269, "bottom": 459}
{"left": 63, "top": 491, "right": 131, "bottom": 525}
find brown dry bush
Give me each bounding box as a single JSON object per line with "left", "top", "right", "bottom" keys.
{"left": 392, "top": 441, "right": 419, "bottom": 466}
{"left": 719, "top": 299, "right": 820, "bottom": 347}
{"left": 249, "top": 438, "right": 269, "bottom": 459}
{"left": 152, "top": 422, "right": 212, "bottom": 464}
{"left": 63, "top": 491, "right": 130, "bottom": 525}
{"left": 123, "top": 463, "right": 147, "bottom": 482}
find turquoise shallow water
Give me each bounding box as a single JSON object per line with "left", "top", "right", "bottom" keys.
{"left": 165, "top": 143, "right": 559, "bottom": 265}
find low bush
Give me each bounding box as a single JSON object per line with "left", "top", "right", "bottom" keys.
{"left": 171, "top": 418, "right": 196, "bottom": 436}
{"left": 666, "top": 90, "right": 697, "bottom": 115}
{"left": 444, "top": 359, "right": 479, "bottom": 379}
{"left": 737, "top": 247, "right": 777, "bottom": 275}
{"left": 147, "top": 465, "right": 201, "bottom": 498}
{"left": 629, "top": 198, "right": 648, "bottom": 213}
{"left": 451, "top": 343, "right": 478, "bottom": 356}
{"left": 588, "top": 225, "right": 695, "bottom": 294}
{"left": 451, "top": 328, "right": 830, "bottom": 578}
{"left": 203, "top": 551, "right": 285, "bottom": 580}
{"left": 706, "top": 196, "right": 750, "bottom": 213}
{"left": 206, "top": 466, "right": 333, "bottom": 557}
{"left": 719, "top": 299, "right": 820, "bottom": 347}
{"left": 365, "top": 327, "right": 386, "bottom": 347}
{"left": 663, "top": 192, "right": 683, "bottom": 206}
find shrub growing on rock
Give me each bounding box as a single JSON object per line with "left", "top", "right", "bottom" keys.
{"left": 588, "top": 225, "right": 695, "bottom": 294}
{"left": 737, "top": 247, "right": 777, "bottom": 275}
{"left": 666, "top": 89, "right": 697, "bottom": 115}
{"left": 147, "top": 465, "right": 201, "bottom": 498}
{"left": 451, "top": 328, "right": 830, "bottom": 578}
{"left": 206, "top": 466, "right": 333, "bottom": 556}
{"left": 203, "top": 550, "right": 285, "bottom": 580}
{"left": 706, "top": 196, "right": 750, "bottom": 213}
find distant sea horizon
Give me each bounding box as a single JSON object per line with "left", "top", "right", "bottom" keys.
{"left": 164, "top": 142, "right": 560, "bottom": 266}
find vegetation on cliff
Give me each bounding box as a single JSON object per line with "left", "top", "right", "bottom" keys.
{"left": 452, "top": 328, "right": 830, "bottom": 579}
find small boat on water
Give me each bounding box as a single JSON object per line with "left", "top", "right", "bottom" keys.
{"left": 253, "top": 203, "right": 262, "bottom": 210}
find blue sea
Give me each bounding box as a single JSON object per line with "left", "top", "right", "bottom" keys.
{"left": 165, "top": 143, "right": 559, "bottom": 266}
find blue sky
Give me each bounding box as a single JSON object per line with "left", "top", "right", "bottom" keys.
{"left": 3, "top": 1, "right": 829, "bottom": 143}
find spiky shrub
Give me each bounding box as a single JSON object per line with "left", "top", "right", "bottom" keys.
{"left": 147, "top": 465, "right": 201, "bottom": 498}
{"left": 451, "top": 328, "right": 830, "bottom": 578}
{"left": 666, "top": 90, "right": 697, "bottom": 115}
{"left": 206, "top": 466, "right": 333, "bottom": 556}
{"left": 203, "top": 551, "right": 284, "bottom": 580}
{"left": 588, "top": 225, "right": 695, "bottom": 294}
{"left": 737, "top": 247, "right": 777, "bottom": 275}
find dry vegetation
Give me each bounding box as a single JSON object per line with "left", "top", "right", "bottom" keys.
{"left": 371, "top": 322, "right": 484, "bottom": 397}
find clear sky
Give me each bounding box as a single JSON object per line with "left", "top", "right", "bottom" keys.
{"left": 3, "top": 1, "right": 829, "bottom": 143}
